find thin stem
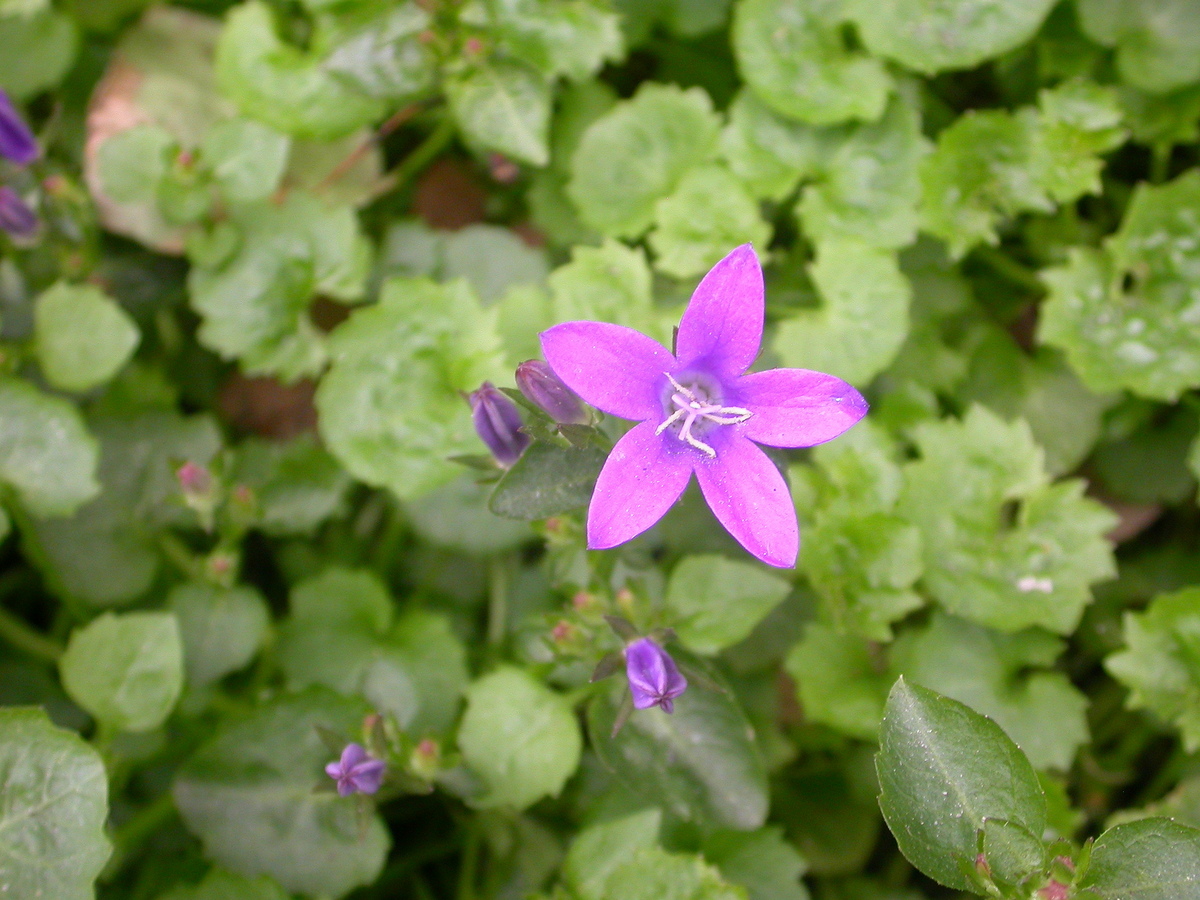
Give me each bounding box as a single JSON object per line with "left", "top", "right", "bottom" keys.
{"left": 487, "top": 557, "right": 508, "bottom": 647}
{"left": 373, "top": 113, "right": 456, "bottom": 198}
{"left": 157, "top": 532, "right": 201, "bottom": 579}
{"left": 1151, "top": 142, "right": 1172, "bottom": 184}
{"left": 456, "top": 818, "right": 480, "bottom": 900}
{"left": 317, "top": 102, "right": 427, "bottom": 194}
{"left": 0, "top": 602, "right": 63, "bottom": 662}
{"left": 971, "top": 244, "right": 1046, "bottom": 295}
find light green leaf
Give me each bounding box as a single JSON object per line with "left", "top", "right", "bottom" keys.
{"left": 174, "top": 690, "right": 389, "bottom": 897}
{"left": 897, "top": 405, "right": 1116, "bottom": 634}
{"left": 599, "top": 846, "right": 748, "bottom": 900}
{"left": 772, "top": 238, "right": 911, "bottom": 386}
{"left": 1039, "top": 170, "right": 1200, "bottom": 401}
{"left": 168, "top": 582, "right": 270, "bottom": 689}
{"left": 548, "top": 239, "right": 666, "bottom": 339}
{"left": 0, "top": 8, "right": 78, "bottom": 99}
{"left": 96, "top": 122, "right": 174, "bottom": 204}
{"left": 1077, "top": 0, "right": 1200, "bottom": 93}
{"left": 319, "top": 2, "right": 436, "bottom": 100}
{"left": 785, "top": 623, "right": 892, "bottom": 741}
{"left": 157, "top": 868, "right": 291, "bottom": 900}
{"left": 34, "top": 282, "right": 140, "bottom": 394}
{"left": 199, "top": 118, "right": 290, "bottom": 203}
{"left": 876, "top": 679, "right": 1046, "bottom": 892}
{"left": 564, "top": 808, "right": 663, "bottom": 900}
{"left": 848, "top": 0, "right": 1057, "bottom": 74}
{"left": 650, "top": 164, "right": 772, "bottom": 278}
{"left": 485, "top": 0, "right": 624, "bottom": 81}
{"left": 568, "top": 82, "right": 720, "bottom": 238}
{"left": 0, "top": 378, "right": 99, "bottom": 518}
{"left": 1105, "top": 587, "right": 1200, "bottom": 752}
{"left": 718, "top": 90, "right": 827, "bottom": 201}
{"left": 702, "top": 827, "right": 810, "bottom": 900}
{"left": 458, "top": 667, "right": 582, "bottom": 809}
{"left": 1078, "top": 818, "right": 1200, "bottom": 900}
{"left": 732, "top": 0, "right": 892, "bottom": 125}
{"left": 215, "top": 0, "right": 384, "bottom": 139}
{"left": 447, "top": 61, "right": 551, "bottom": 166}
{"left": 0, "top": 708, "right": 111, "bottom": 900}
{"left": 665, "top": 554, "right": 791, "bottom": 655}
{"left": 316, "top": 277, "right": 505, "bottom": 501}
{"left": 229, "top": 435, "right": 351, "bottom": 536}
{"left": 60, "top": 611, "right": 184, "bottom": 733}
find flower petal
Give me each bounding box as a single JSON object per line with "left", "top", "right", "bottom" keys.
{"left": 675, "top": 244, "right": 764, "bottom": 377}
{"left": 694, "top": 434, "right": 798, "bottom": 568}
{"left": 588, "top": 421, "right": 693, "bottom": 549}
{"left": 541, "top": 321, "right": 675, "bottom": 421}
{"left": 735, "top": 368, "right": 868, "bottom": 448}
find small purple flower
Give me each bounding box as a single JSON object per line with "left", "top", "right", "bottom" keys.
{"left": 516, "top": 359, "right": 588, "bottom": 425}
{"left": 540, "top": 245, "right": 868, "bottom": 568}
{"left": 325, "top": 743, "right": 386, "bottom": 797}
{"left": 625, "top": 637, "right": 688, "bottom": 713}
{"left": 0, "top": 186, "right": 37, "bottom": 239}
{"left": 469, "top": 382, "right": 531, "bottom": 466}
{"left": 0, "top": 91, "right": 38, "bottom": 166}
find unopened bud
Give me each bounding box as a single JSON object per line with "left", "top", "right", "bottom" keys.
{"left": 516, "top": 360, "right": 588, "bottom": 425}
{"left": 464, "top": 37, "right": 484, "bottom": 56}
{"left": 177, "top": 461, "right": 212, "bottom": 495}
{"left": 0, "top": 187, "right": 38, "bottom": 240}
{"left": 0, "top": 90, "right": 38, "bottom": 166}
{"left": 488, "top": 153, "right": 520, "bottom": 184}
{"left": 1037, "top": 880, "right": 1069, "bottom": 900}
{"left": 468, "top": 382, "right": 529, "bottom": 467}
{"left": 625, "top": 637, "right": 687, "bottom": 714}
{"left": 411, "top": 737, "right": 440, "bottom": 780}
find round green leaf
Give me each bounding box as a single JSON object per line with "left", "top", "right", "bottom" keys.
{"left": 1079, "top": 818, "right": 1200, "bottom": 900}
{"left": 168, "top": 582, "right": 270, "bottom": 689}
{"left": 446, "top": 61, "right": 552, "bottom": 166}
{"left": 34, "top": 282, "right": 141, "bottom": 394}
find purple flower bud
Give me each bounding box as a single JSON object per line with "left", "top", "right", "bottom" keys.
{"left": 0, "top": 91, "right": 38, "bottom": 166}
{"left": 0, "top": 186, "right": 37, "bottom": 239}
{"left": 469, "top": 382, "right": 530, "bottom": 467}
{"left": 325, "top": 743, "right": 387, "bottom": 797}
{"left": 516, "top": 360, "right": 588, "bottom": 425}
{"left": 625, "top": 637, "right": 688, "bottom": 714}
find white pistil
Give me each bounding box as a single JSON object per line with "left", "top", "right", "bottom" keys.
{"left": 655, "top": 373, "right": 752, "bottom": 458}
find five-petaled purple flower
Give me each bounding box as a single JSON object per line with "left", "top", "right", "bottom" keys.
{"left": 325, "top": 743, "right": 386, "bottom": 797}
{"left": 625, "top": 637, "right": 688, "bottom": 713}
{"left": 540, "top": 245, "right": 867, "bottom": 568}
{"left": 0, "top": 90, "right": 38, "bottom": 167}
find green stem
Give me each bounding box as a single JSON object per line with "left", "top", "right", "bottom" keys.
{"left": 0, "top": 602, "right": 63, "bottom": 662}
{"left": 487, "top": 557, "right": 508, "bottom": 647}
{"left": 1151, "top": 142, "right": 1172, "bottom": 184}
{"left": 456, "top": 818, "right": 480, "bottom": 900}
{"left": 971, "top": 245, "right": 1046, "bottom": 295}
{"left": 157, "top": 532, "right": 202, "bottom": 579}
{"left": 103, "top": 790, "right": 178, "bottom": 881}
{"left": 377, "top": 114, "right": 457, "bottom": 197}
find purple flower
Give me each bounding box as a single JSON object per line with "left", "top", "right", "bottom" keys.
{"left": 0, "top": 186, "right": 37, "bottom": 239}
{"left": 0, "top": 91, "right": 38, "bottom": 166}
{"left": 540, "top": 245, "right": 867, "bottom": 568}
{"left": 325, "top": 743, "right": 386, "bottom": 797}
{"left": 469, "top": 382, "right": 530, "bottom": 467}
{"left": 516, "top": 359, "right": 588, "bottom": 425}
{"left": 625, "top": 637, "right": 688, "bottom": 713}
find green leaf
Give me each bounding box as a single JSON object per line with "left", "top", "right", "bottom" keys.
{"left": 187, "top": 194, "right": 369, "bottom": 380}
{"left": 587, "top": 673, "right": 769, "bottom": 829}
{"left": 0, "top": 708, "right": 111, "bottom": 900}
{"left": 785, "top": 623, "right": 892, "bottom": 740}
{"left": 1093, "top": 404, "right": 1197, "bottom": 504}
{"left": 0, "top": 8, "right": 78, "bottom": 99}
{"left": 732, "top": 0, "right": 892, "bottom": 125}
{"left": 215, "top": 0, "right": 384, "bottom": 140}
{"left": 875, "top": 678, "right": 1046, "bottom": 892}
{"left": 199, "top": 118, "right": 290, "bottom": 203}
{"left": 665, "top": 554, "right": 791, "bottom": 655}
{"left": 597, "top": 846, "right": 749, "bottom": 900}
{"left": 21, "top": 411, "right": 220, "bottom": 607}
{"left": 168, "top": 582, "right": 270, "bottom": 689}
{"left": 489, "top": 440, "right": 607, "bottom": 521}
{"left": 278, "top": 568, "right": 468, "bottom": 732}
{"left": 649, "top": 164, "right": 772, "bottom": 278}
{"left": 1039, "top": 170, "right": 1200, "bottom": 401}
{"left": 34, "top": 281, "right": 141, "bottom": 394}
{"left": 1105, "top": 587, "right": 1200, "bottom": 752}
{"left": 980, "top": 818, "right": 1045, "bottom": 886}
{"left": 0, "top": 378, "right": 99, "bottom": 518}
{"left": 484, "top": 0, "right": 624, "bottom": 82}
{"left": 174, "top": 690, "right": 389, "bottom": 897}
{"left": 405, "top": 474, "right": 533, "bottom": 555}
{"left": 458, "top": 666, "right": 582, "bottom": 809}
{"left": 157, "top": 868, "right": 291, "bottom": 900}
{"left": 97, "top": 124, "right": 177, "bottom": 204}
{"left": 847, "top": 0, "right": 1057, "bottom": 74}
{"left": 718, "top": 90, "right": 827, "bottom": 201}
{"left": 568, "top": 82, "right": 720, "bottom": 238}
{"left": 771, "top": 238, "right": 911, "bottom": 386}
{"left": 447, "top": 61, "right": 552, "bottom": 166}
{"left": 1078, "top": 818, "right": 1200, "bottom": 900}
{"left": 797, "top": 99, "right": 930, "bottom": 250}
{"left": 319, "top": 2, "right": 436, "bottom": 101}
{"left": 1077, "top": 0, "right": 1200, "bottom": 93}
{"left": 564, "top": 808, "right": 663, "bottom": 900}
{"left": 59, "top": 611, "right": 184, "bottom": 733}
{"left": 548, "top": 239, "right": 667, "bottom": 340}
{"left": 316, "top": 277, "right": 505, "bottom": 501}
{"left": 896, "top": 405, "right": 1116, "bottom": 634}
{"left": 229, "top": 435, "right": 351, "bottom": 536}
{"left": 702, "top": 826, "right": 810, "bottom": 900}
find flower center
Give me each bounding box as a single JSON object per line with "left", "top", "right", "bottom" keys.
{"left": 655, "top": 373, "right": 752, "bottom": 459}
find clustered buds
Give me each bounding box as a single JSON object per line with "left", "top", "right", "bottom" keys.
{"left": 516, "top": 360, "right": 588, "bottom": 425}
{"left": 325, "top": 743, "right": 387, "bottom": 797}
{"left": 0, "top": 90, "right": 40, "bottom": 240}
{"left": 624, "top": 637, "right": 688, "bottom": 714}
{"left": 469, "top": 382, "right": 530, "bottom": 467}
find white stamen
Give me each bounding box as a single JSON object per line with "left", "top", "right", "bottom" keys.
{"left": 657, "top": 372, "right": 752, "bottom": 458}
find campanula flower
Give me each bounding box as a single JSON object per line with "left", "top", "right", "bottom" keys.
{"left": 540, "top": 245, "right": 867, "bottom": 568}
{"left": 469, "top": 382, "right": 530, "bottom": 467}
{"left": 0, "top": 186, "right": 37, "bottom": 239}
{"left": 325, "top": 743, "right": 386, "bottom": 797}
{"left": 0, "top": 91, "right": 38, "bottom": 166}
{"left": 625, "top": 637, "right": 688, "bottom": 713}
{"left": 516, "top": 359, "right": 588, "bottom": 425}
